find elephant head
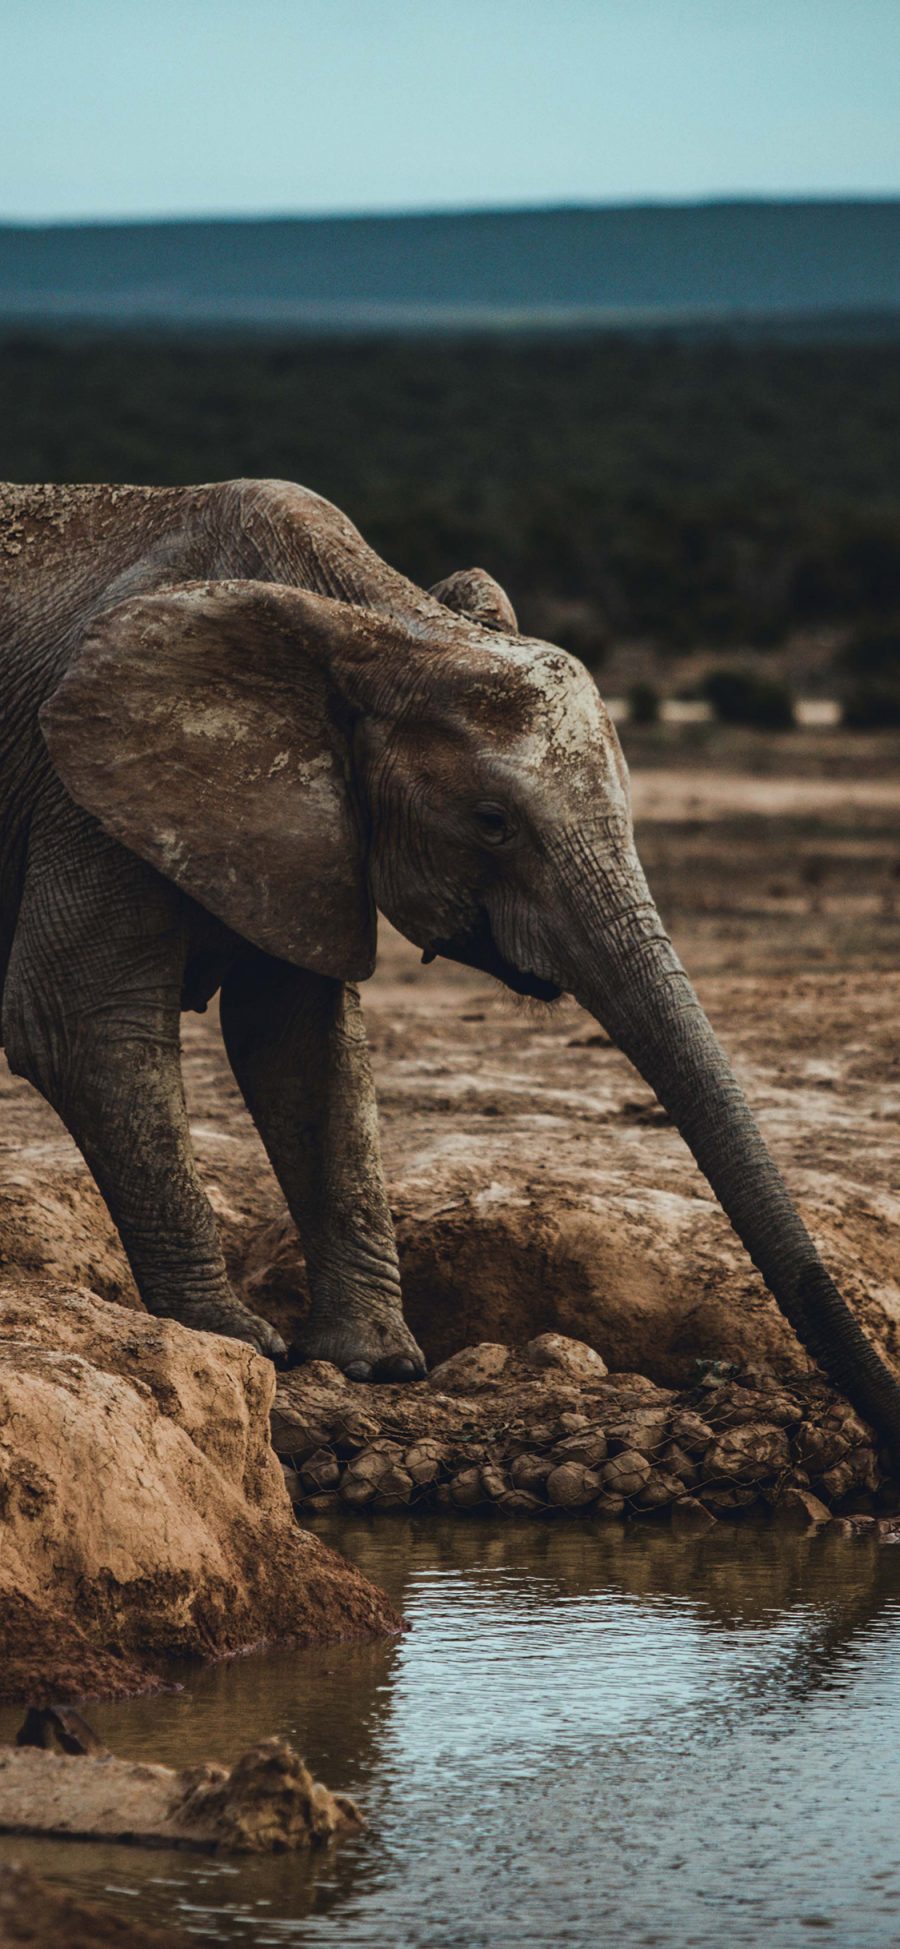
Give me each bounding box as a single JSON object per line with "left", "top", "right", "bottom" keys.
{"left": 41, "top": 570, "right": 900, "bottom": 1454}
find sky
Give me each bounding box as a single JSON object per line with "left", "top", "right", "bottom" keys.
{"left": 3, "top": 0, "right": 900, "bottom": 223}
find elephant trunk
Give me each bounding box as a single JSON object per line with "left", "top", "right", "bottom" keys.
{"left": 558, "top": 834, "right": 900, "bottom": 1458}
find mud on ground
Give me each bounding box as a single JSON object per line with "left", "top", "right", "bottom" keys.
{"left": 1, "top": 727, "right": 899, "bottom": 1416}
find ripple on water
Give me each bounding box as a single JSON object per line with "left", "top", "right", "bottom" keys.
{"left": 1, "top": 1522, "right": 899, "bottom": 1948}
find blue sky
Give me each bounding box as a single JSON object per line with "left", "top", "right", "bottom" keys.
{"left": 4, "top": 0, "right": 899, "bottom": 222}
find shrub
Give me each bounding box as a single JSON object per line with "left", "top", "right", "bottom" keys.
{"left": 628, "top": 681, "right": 660, "bottom": 725}
{"left": 835, "top": 619, "right": 900, "bottom": 728}
{"left": 702, "top": 668, "right": 795, "bottom": 730}
{"left": 842, "top": 682, "right": 900, "bottom": 728}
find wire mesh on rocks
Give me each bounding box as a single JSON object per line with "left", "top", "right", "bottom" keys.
{"left": 271, "top": 1334, "right": 896, "bottom": 1530}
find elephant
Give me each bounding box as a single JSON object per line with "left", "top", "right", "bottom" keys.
{"left": 2, "top": 476, "right": 900, "bottom": 1449}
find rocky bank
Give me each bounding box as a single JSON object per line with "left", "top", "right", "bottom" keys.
{"left": 0, "top": 1284, "right": 400, "bottom": 1704}
{"left": 272, "top": 1333, "right": 894, "bottom": 1528}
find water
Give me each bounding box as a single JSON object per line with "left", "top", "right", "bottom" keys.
{"left": 2, "top": 1518, "right": 900, "bottom": 1947}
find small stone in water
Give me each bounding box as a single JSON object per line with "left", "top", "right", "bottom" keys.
{"left": 670, "top": 1496, "right": 717, "bottom": 1533}
{"left": 775, "top": 1485, "right": 832, "bottom": 1527}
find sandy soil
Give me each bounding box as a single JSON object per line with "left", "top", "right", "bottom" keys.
{"left": 1, "top": 730, "right": 898, "bottom": 1388}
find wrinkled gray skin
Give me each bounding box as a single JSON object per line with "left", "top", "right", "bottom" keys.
{"left": 3, "top": 479, "right": 900, "bottom": 1445}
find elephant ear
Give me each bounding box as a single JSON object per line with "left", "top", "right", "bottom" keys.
{"left": 429, "top": 568, "right": 517, "bottom": 634}
{"left": 40, "top": 579, "right": 385, "bottom": 979}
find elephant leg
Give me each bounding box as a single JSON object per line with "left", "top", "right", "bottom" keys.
{"left": 220, "top": 954, "right": 425, "bottom": 1381}
{"left": 3, "top": 825, "right": 285, "bottom": 1359}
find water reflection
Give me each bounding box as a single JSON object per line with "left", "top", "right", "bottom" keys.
{"left": 1, "top": 1520, "right": 899, "bottom": 1947}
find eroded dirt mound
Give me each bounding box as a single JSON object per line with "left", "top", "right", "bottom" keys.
{"left": 0, "top": 1285, "right": 400, "bottom": 1703}
{"left": 272, "top": 1335, "right": 891, "bottom": 1525}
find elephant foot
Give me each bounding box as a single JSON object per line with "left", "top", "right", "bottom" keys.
{"left": 174, "top": 1298, "right": 288, "bottom": 1362}
{"left": 290, "top": 1308, "right": 426, "bottom": 1383}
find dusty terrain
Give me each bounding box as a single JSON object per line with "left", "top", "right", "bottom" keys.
{"left": 1, "top": 727, "right": 898, "bottom": 1407}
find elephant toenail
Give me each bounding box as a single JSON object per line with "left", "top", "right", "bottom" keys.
{"left": 381, "top": 1355, "right": 421, "bottom": 1382}
{"left": 344, "top": 1360, "right": 373, "bottom": 1382}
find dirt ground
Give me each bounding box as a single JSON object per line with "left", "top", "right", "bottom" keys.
{"left": 2, "top": 726, "right": 899, "bottom": 1388}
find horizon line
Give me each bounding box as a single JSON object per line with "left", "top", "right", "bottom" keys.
{"left": 4, "top": 190, "right": 900, "bottom": 230}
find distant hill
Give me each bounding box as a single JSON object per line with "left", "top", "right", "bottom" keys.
{"left": 1, "top": 200, "right": 899, "bottom": 329}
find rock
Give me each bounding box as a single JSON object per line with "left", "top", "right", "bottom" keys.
{"left": 775, "top": 1486, "right": 833, "bottom": 1527}
{"left": 668, "top": 1411, "right": 715, "bottom": 1455}
{"left": 557, "top": 1409, "right": 591, "bottom": 1434}
{"left": 339, "top": 1447, "right": 403, "bottom": 1505}
{"left": 593, "top": 1493, "right": 626, "bottom": 1519}
{"left": 510, "top": 1453, "right": 554, "bottom": 1495}
{"left": 498, "top": 1488, "right": 545, "bottom": 1516}
{"left": 701, "top": 1484, "right": 759, "bottom": 1512}
{"left": 795, "top": 1404, "right": 874, "bottom": 1476}
{"left": 0, "top": 1286, "right": 399, "bottom": 1703}
{"left": 339, "top": 1476, "right": 376, "bottom": 1508}
{"left": 479, "top": 1465, "right": 509, "bottom": 1500}
{"left": 403, "top": 1440, "right": 447, "bottom": 1486}
{"left": 332, "top": 1408, "right": 385, "bottom": 1452}
{"left": 0, "top": 1732, "right": 361, "bottom": 1853}
{"left": 703, "top": 1421, "right": 791, "bottom": 1482}
{"left": 634, "top": 1468, "right": 683, "bottom": 1510}
{"left": 659, "top": 1440, "right": 699, "bottom": 1486}
{"left": 712, "top": 1387, "right": 802, "bottom": 1429}
{"left": 450, "top": 1467, "right": 483, "bottom": 1508}
{"left": 521, "top": 1334, "right": 608, "bottom": 1382}
{"left": 427, "top": 1344, "right": 511, "bottom": 1392}
{"left": 546, "top": 1462, "right": 603, "bottom": 1507}
{"left": 819, "top": 1449, "right": 880, "bottom": 1501}
{"left": 670, "top": 1496, "right": 717, "bottom": 1533}
{"left": 299, "top": 1448, "right": 341, "bottom": 1493}
{"left": 598, "top": 1449, "right": 652, "bottom": 1499}
{"left": 604, "top": 1409, "right": 671, "bottom": 1457}
{"left": 0, "top": 1863, "right": 191, "bottom": 1949}
{"left": 374, "top": 1466, "right": 414, "bottom": 1507}
{"left": 551, "top": 1429, "right": 608, "bottom": 1468}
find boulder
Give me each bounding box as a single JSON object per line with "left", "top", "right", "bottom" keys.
{"left": 774, "top": 1486, "right": 832, "bottom": 1528}
{"left": 546, "top": 1461, "right": 603, "bottom": 1507}
{"left": 0, "top": 1284, "right": 400, "bottom": 1702}
{"left": 703, "top": 1421, "right": 792, "bottom": 1483}
{"left": 521, "top": 1333, "right": 608, "bottom": 1382}
{"left": 428, "top": 1343, "right": 511, "bottom": 1392}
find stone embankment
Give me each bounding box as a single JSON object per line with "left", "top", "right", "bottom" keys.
{"left": 273, "top": 1333, "right": 895, "bottom": 1529}
{"left": 0, "top": 1284, "right": 400, "bottom": 1704}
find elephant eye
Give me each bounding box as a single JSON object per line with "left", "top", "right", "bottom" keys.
{"left": 472, "top": 801, "right": 514, "bottom": 846}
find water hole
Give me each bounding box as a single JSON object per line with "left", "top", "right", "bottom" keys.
{"left": 2, "top": 1518, "right": 899, "bottom": 1948}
